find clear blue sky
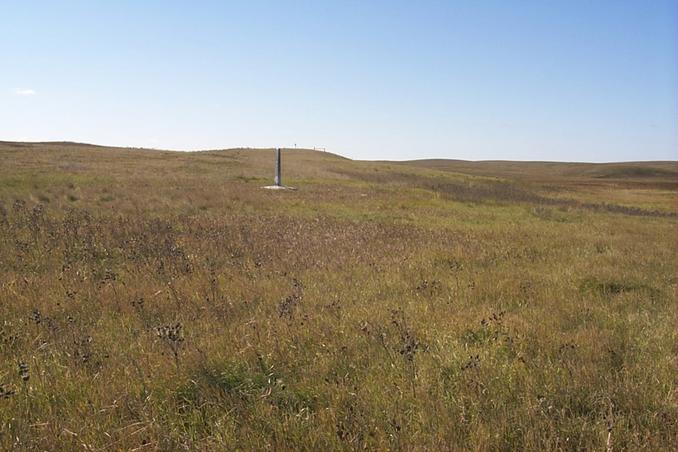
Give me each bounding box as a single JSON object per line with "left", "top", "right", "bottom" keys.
{"left": 1, "top": 1, "right": 677, "bottom": 161}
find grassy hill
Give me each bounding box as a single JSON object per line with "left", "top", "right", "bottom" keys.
{"left": 399, "top": 158, "right": 678, "bottom": 182}
{"left": 0, "top": 141, "right": 676, "bottom": 450}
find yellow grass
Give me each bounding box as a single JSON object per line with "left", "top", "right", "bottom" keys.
{"left": 0, "top": 142, "right": 676, "bottom": 450}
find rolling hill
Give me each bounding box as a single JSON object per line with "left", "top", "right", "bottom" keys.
{"left": 0, "top": 140, "right": 676, "bottom": 450}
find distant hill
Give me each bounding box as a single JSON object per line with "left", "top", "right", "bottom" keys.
{"left": 397, "top": 159, "right": 678, "bottom": 182}
{"left": 1, "top": 140, "right": 676, "bottom": 191}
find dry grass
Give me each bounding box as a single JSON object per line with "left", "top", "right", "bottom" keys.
{"left": 1, "top": 142, "right": 677, "bottom": 450}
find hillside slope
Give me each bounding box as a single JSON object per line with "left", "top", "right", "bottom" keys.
{"left": 2, "top": 141, "right": 676, "bottom": 215}
{"left": 398, "top": 158, "right": 678, "bottom": 183}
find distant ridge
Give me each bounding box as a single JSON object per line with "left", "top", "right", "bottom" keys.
{"left": 397, "top": 158, "right": 678, "bottom": 181}
{"left": 0, "top": 141, "right": 675, "bottom": 173}
{"left": 0, "top": 141, "right": 351, "bottom": 160}
{"left": 0, "top": 140, "right": 109, "bottom": 148}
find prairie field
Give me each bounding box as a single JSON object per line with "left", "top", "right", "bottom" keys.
{"left": 0, "top": 141, "right": 677, "bottom": 450}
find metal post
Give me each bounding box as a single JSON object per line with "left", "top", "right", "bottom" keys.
{"left": 274, "top": 147, "right": 282, "bottom": 186}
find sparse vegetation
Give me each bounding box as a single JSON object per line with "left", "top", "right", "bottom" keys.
{"left": 0, "top": 142, "right": 677, "bottom": 450}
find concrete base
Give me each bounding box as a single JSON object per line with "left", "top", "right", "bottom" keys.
{"left": 261, "top": 185, "right": 297, "bottom": 190}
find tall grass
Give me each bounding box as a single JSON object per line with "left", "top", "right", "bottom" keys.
{"left": 0, "top": 143, "right": 676, "bottom": 450}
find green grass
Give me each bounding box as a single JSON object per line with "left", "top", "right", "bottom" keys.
{"left": 0, "top": 142, "right": 676, "bottom": 450}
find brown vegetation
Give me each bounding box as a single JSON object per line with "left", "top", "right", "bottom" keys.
{"left": 0, "top": 142, "right": 677, "bottom": 450}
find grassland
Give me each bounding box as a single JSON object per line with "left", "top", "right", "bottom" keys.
{"left": 0, "top": 141, "right": 677, "bottom": 450}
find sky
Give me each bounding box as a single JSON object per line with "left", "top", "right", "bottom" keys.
{"left": 1, "top": 0, "right": 677, "bottom": 162}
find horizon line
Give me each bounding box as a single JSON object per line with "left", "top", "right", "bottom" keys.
{"left": 1, "top": 139, "right": 676, "bottom": 165}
